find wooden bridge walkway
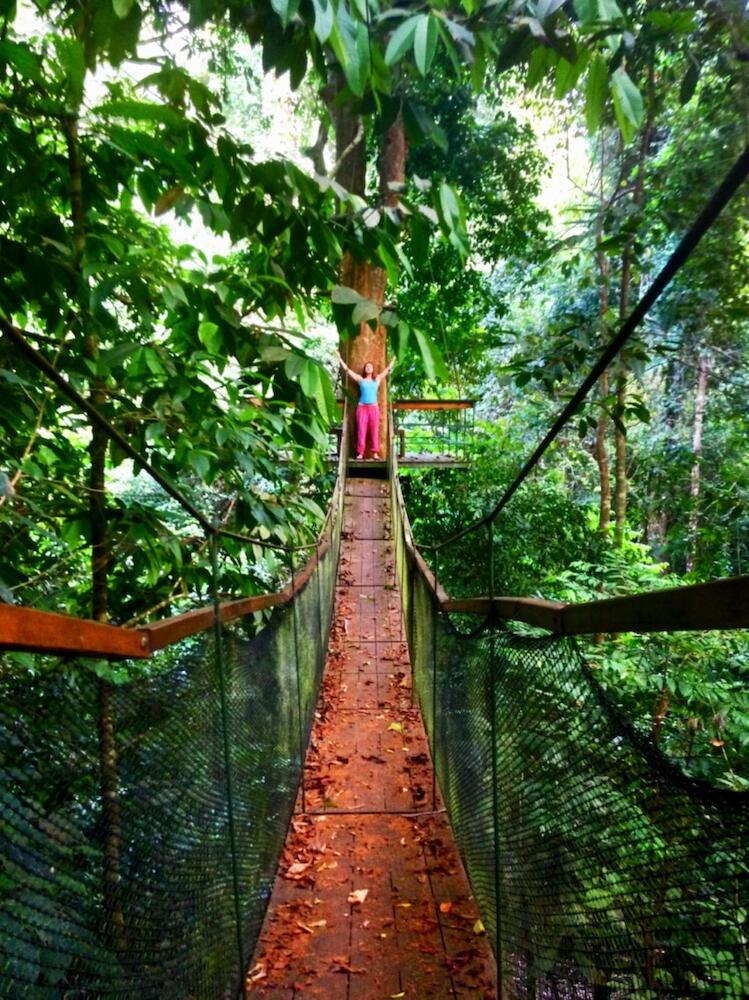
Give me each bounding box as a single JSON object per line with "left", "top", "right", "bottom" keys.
{"left": 247, "top": 477, "right": 495, "bottom": 998}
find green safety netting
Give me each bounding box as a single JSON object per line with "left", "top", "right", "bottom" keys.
{"left": 390, "top": 470, "right": 749, "bottom": 1000}
{"left": 0, "top": 475, "right": 343, "bottom": 999}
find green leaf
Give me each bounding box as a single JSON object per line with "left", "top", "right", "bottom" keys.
{"left": 442, "top": 18, "right": 474, "bottom": 47}
{"left": 680, "top": 61, "right": 700, "bottom": 105}
{"left": 597, "top": 0, "right": 623, "bottom": 21}
{"left": 438, "top": 182, "right": 467, "bottom": 254}
{"left": 526, "top": 45, "right": 554, "bottom": 89}
{"left": 413, "top": 14, "right": 438, "bottom": 76}
{"left": 647, "top": 10, "right": 697, "bottom": 34}
{"left": 197, "top": 321, "right": 221, "bottom": 353}
{"left": 537, "top": 0, "right": 568, "bottom": 22}
{"left": 298, "top": 359, "right": 319, "bottom": 398}
{"left": 190, "top": 451, "right": 211, "bottom": 479}
{"left": 396, "top": 320, "right": 411, "bottom": 358}
{"left": 352, "top": 299, "right": 380, "bottom": 325}
{"left": 385, "top": 16, "right": 419, "bottom": 66}
{"left": 329, "top": 11, "right": 369, "bottom": 97}
{"left": 413, "top": 328, "right": 448, "bottom": 382}
{"left": 0, "top": 41, "right": 44, "bottom": 83}
{"left": 261, "top": 345, "right": 292, "bottom": 363}
{"left": 555, "top": 51, "right": 589, "bottom": 99}
{"left": 144, "top": 347, "right": 165, "bottom": 375}
{"left": 311, "top": 0, "right": 334, "bottom": 44}
{"left": 572, "top": 0, "right": 595, "bottom": 24}
{"left": 163, "top": 278, "right": 189, "bottom": 306}
{"left": 471, "top": 35, "right": 487, "bottom": 92}
{"left": 270, "top": 0, "right": 300, "bottom": 29}
{"left": 95, "top": 98, "right": 184, "bottom": 127}
{"left": 331, "top": 284, "right": 364, "bottom": 305}
{"left": 497, "top": 27, "right": 533, "bottom": 74}
{"left": 112, "top": 0, "right": 135, "bottom": 18}
{"left": 145, "top": 420, "right": 166, "bottom": 443}
{"left": 439, "top": 181, "right": 461, "bottom": 225}
{"left": 319, "top": 367, "right": 338, "bottom": 421}
{"left": 53, "top": 37, "right": 86, "bottom": 106}
{"left": 611, "top": 66, "right": 643, "bottom": 143}
{"left": 585, "top": 54, "right": 608, "bottom": 134}
{"left": 299, "top": 360, "right": 333, "bottom": 418}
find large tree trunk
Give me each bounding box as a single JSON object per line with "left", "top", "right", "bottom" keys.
{"left": 613, "top": 372, "right": 628, "bottom": 547}
{"left": 64, "top": 110, "right": 125, "bottom": 953}
{"left": 613, "top": 90, "right": 655, "bottom": 546}
{"left": 686, "top": 355, "right": 710, "bottom": 572}
{"left": 595, "top": 371, "right": 611, "bottom": 533}
{"left": 595, "top": 240, "right": 611, "bottom": 534}
{"left": 329, "top": 81, "right": 406, "bottom": 458}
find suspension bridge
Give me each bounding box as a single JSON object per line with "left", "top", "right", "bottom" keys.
{"left": 2, "top": 147, "right": 749, "bottom": 999}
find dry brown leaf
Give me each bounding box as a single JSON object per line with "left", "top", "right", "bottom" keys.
{"left": 154, "top": 185, "right": 185, "bottom": 216}
{"left": 284, "top": 861, "right": 312, "bottom": 880}
{"left": 247, "top": 962, "right": 267, "bottom": 982}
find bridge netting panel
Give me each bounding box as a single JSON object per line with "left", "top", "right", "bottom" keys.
{"left": 390, "top": 473, "right": 749, "bottom": 999}
{"left": 0, "top": 485, "right": 342, "bottom": 999}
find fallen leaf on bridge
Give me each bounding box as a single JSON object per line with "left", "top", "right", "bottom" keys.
{"left": 284, "top": 861, "right": 311, "bottom": 879}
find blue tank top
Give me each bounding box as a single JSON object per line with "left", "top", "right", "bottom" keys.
{"left": 359, "top": 378, "right": 378, "bottom": 405}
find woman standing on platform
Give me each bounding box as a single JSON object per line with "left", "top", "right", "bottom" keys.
{"left": 336, "top": 351, "right": 395, "bottom": 460}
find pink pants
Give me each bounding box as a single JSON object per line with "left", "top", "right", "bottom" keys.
{"left": 356, "top": 404, "right": 380, "bottom": 457}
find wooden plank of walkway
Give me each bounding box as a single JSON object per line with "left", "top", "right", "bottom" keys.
{"left": 247, "top": 478, "right": 495, "bottom": 999}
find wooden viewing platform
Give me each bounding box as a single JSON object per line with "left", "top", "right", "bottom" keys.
{"left": 327, "top": 398, "right": 476, "bottom": 471}
{"left": 247, "top": 477, "right": 495, "bottom": 998}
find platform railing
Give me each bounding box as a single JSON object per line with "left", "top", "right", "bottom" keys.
{"left": 392, "top": 398, "right": 475, "bottom": 465}
{"left": 331, "top": 397, "right": 476, "bottom": 465}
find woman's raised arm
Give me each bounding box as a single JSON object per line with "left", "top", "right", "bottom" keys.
{"left": 336, "top": 350, "right": 362, "bottom": 383}
{"left": 376, "top": 356, "right": 396, "bottom": 385}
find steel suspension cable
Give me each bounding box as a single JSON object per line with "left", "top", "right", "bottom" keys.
{"left": 422, "top": 141, "right": 749, "bottom": 551}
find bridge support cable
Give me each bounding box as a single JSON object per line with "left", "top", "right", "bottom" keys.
{"left": 423, "top": 141, "right": 749, "bottom": 553}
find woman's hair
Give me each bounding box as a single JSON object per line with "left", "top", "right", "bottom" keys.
{"left": 361, "top": 362, "right": 375, "bottom": 377}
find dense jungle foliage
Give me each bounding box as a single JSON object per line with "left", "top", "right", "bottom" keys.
{"left": 2, "top": 0, "right": 749, "bottom": 996}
